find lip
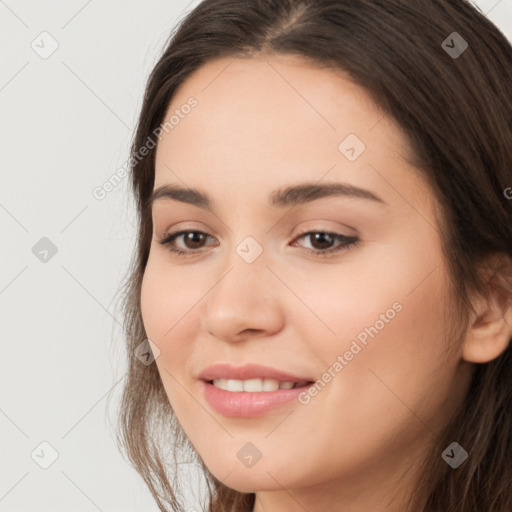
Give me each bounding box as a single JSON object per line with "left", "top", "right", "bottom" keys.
{"left": 201, "top": 381, "right": 313, "bottom": 417}
{"left": 198, "top": 363, "right": 315, "bottom": 417}
{"left": 198, "top": 363, "right": 314, "bottom": 383}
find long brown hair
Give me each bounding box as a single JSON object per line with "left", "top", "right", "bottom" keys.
{"left": 113, "top": 1, "right": 512, "bottom": 510}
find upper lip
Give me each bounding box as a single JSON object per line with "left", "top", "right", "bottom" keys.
{"left": 198, "top": 363, "right": 314, "bottom": 383}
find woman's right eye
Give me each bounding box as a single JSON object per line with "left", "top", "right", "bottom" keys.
{"left": 157, "top": 230, "right": 216, "bottom": 257}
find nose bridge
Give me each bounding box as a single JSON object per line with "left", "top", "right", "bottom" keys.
{"left": 201, "top": 237, "right": 284, "bottom": 341}
{"left": 211, "top": 238, "right": 271, "bottom": 311}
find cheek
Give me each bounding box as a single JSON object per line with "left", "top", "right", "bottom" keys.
{"left": 140, "top": 257, "right": 201, "bottom": 345}
{"left": 140, "top": 262, "right": 201, "bottom": 411}
{"left": 140, "top": 265, "right": 165, "bottom": 341}
{"left": 282, "top": 252, "right": 440, "bottom": 361}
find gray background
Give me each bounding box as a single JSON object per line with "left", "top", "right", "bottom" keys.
{"left": 1, "top": 1, "right": 511, "bottom": 510}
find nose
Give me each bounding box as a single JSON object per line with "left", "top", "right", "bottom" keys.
{"left": 201, "top": 253, "right": 285, "bottom": 344}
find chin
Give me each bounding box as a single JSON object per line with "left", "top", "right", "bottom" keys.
{"left": 206, "top": 463, "right": 297, "bottom": 493}
{"left": 218, "top": 476, "right": 281, "bottom": 494}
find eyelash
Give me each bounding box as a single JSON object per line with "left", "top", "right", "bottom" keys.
{"left": 157, "top": 229, "right": 360, "bottom": 259}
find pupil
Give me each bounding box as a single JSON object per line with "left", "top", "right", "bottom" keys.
{"left": 186, "top": 232, "right": 204, "bottom": 249}
{"left": 312, "top": 233, "right": 332, "bottom": 249}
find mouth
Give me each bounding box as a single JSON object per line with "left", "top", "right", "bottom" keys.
{"left": 200, "top": 378, "right": 316, "bottom": 417}
{"left": 198, "top": 363, "right": 316, "bottom": 417}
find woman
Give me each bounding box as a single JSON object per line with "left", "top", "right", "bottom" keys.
{"left": 115, "top": 1, "right": 512, "bottom": 510}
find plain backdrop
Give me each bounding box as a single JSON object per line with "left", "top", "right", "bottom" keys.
{"left": 1, "top": 1, "right": 511, "bottom": 510}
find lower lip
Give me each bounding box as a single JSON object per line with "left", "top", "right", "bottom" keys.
{"left": 202, "top": 380, "right": 312, "bottom": 417}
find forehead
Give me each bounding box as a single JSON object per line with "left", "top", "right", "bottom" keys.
{"left": 153, "top": 54, "right": 415, "bottom": 201}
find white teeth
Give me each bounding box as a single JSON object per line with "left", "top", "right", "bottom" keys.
{"left": 262, "top": 378, "right": 280, "bottom": 391}
{"left": 227, "top": 379, "right": 244, "bottom": 392}
{"left": 211, "top": 378, "right": 298, "bottom": 392}
{"left": 212, "top": 378, "right": 229, "bottom": 391}
{"left": 244, "top": 378, "right": 264, "bottom": 392}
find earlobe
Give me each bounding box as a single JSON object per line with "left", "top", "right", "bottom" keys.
{"left": 462, "top": 256, "right": 512, "bottom": 364}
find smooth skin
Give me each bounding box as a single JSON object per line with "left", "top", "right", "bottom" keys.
{"left": 140, "top": 54, "right": 512, "bottom": 512}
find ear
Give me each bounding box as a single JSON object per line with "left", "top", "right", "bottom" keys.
{"left": 462, "top": 253, "right": 512, "bottom": 364}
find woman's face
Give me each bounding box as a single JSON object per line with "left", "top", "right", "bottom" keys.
{"left": 140, "top": 54, "right": 474, "bottom": 505}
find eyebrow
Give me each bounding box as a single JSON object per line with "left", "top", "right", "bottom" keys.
{"left": 148, "top": 181, "right": 387, "bottom": 211}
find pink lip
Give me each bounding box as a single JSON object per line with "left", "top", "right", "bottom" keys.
{"left": 198, "top": 363, "right": 315, "bottom": 417}
{"left": 201, "top": 381, "right": 312, "bottom": 417}
{"left": 198, "top": 363, "right": 313, "bottom": 383}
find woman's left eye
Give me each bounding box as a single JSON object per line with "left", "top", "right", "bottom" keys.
{"left": 291, "top": 231, "right": 360, "bottom": 257}
{"left": 157, "top": 230, "right": 360, "bottom": 258}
